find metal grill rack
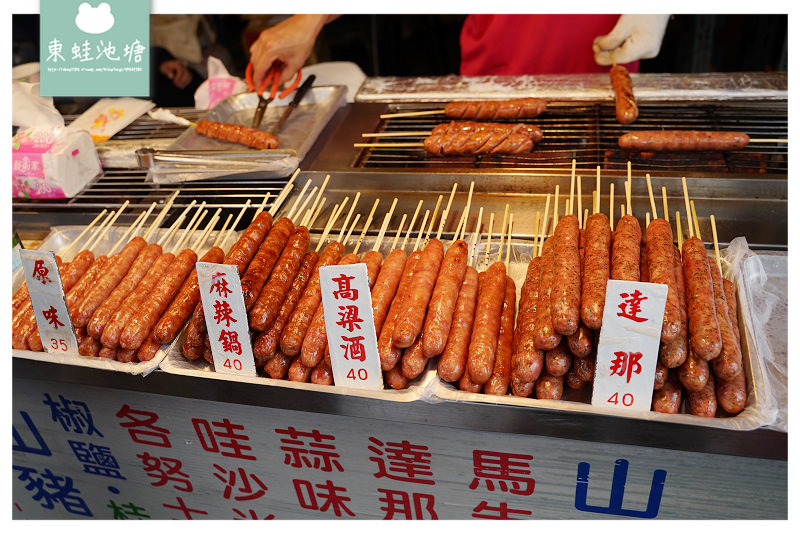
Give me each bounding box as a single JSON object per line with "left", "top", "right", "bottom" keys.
{"left": 355, "top": 101, "right": 788, "bottom": 175}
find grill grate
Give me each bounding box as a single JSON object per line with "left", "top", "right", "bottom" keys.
{"left": 355, "top": 102, "right": 788, "bottom": 174}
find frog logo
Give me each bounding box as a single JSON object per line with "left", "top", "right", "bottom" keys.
{"left": 75, "top": 2, "right": 115, "bottom": 34}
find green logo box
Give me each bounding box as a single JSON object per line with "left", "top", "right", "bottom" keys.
{"left": 39, "top": 0, "right": 150, "bottom": 97}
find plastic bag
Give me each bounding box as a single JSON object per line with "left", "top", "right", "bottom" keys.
{"left": 194, "top": 56, "right": 249, "bottom": 110}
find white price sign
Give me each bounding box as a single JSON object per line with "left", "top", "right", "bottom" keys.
{"left": 591, "top": 280, "right": 668, "bottom": 412}
{"left": 196, "top": 262, "right": 257, "bottom": 377}
{"left": 19, "top": 249, "right": 78, "bottom": 355}
{"left": 319, "top": 263, "right": 383, "bottom": 390}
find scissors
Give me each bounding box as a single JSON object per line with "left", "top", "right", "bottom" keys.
{"left": 245, "top": 61, "right": 303, "bottom": 129}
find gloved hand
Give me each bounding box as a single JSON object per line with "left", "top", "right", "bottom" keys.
{"left": 593, "top": 14, "right": 670, "bottom": 66}
{"left": 249, "top": 15, "right": 338, "bottom": 86}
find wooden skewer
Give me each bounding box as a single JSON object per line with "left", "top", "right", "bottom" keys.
{"left": 451, "top": 210, "right": 467, "bottom": 245}
{"left": 181, "top": 201, "right": 207, "bottom": 244}
{"left": 460, "top": 181, "right": 475, "bottom": 242}
{"left": 505, "top": 213, "right": 513, "bottom": 268}
{"left": 569, "top": 159, "right": 576, "bottom": 216}
{"left": 538, "top": 205, "right": 548, "bottom": 258}
{"left": 591, "top": 190, "right": 597, "bottom": 219}
{"left": 609, "top": 182, "right": 615, "bottom": 230}
{"left": 391, "top": 213, "right": 408, "bottom": 250}
{"left": 553, "top": 185, "right": 560, "bottom": 230}
{"left": 414, "top": 210, "right": 430, "bottom": 252}
{"left": 173, "top": 209, "right": 208, "bottom": 254}
{"left": 497, "top": 203, "right": 510, "bottom": 262}
{"left": 483, "top": 212, "right": 495, "bottom": 271}
{"left": 343, "top": 213, "right": 362, "bottom": 248}
{"left": 316, "top": 202, "right": 342, "bottom": 253}
{"left": 254, "top": 192, "right": 271, "bottom": 218}
{"left": 85, "top": 206, "right": 121, "bottom": 252}
{"left": 373, "top": 198, "right": 398, "bottom": 252}
{"left": 60, "top": 209, "right": 108, "bottom": 257}
{"left": 645, "top": 212, "right": 651, "bottom": 229}
{"left": 337, "top": 192, "right": 361, "bottom": 243}
{"left": 426, "top": 194, "right": 444, "bottom": 242}
{"left": 541, "top": 193, "right": 551, "bottom": 241}
{"left": 576, "top": 176, "right": 583, "bottom": 228}
{"left": 626, "top": 160, "right": 632, "bottom": 200}
{"left": 401, "top": 199, "right": 423, "bottom": 252}
{"left": 620, "top": 204, "right": 625, "bottom": 222}
{"left": 306, "top": 197, "right": 327, "bottom": 228}
{"left": 675, "top": 211, "right": 683, "bottom": 251}
{"left": 470, "top": 207, "right": 484, "bottom": 267}
{"left": 222, "top": 200, "right": 252, "bottom": 249}
{"left": 130, "top": 208, "right": 150, "bottom": 238}
{"left": 710, "top": 214, "right": 723, "bottom": 276}
{"left": 161, "top": 199, "right": 197, "bottom": 246}
{"left": 294, "top": 186, "right": 318, "bottom": 226}
{"left": 361, "top": 131, "right": 431, "bottom": 138}
{"left": 286, "top": 178, "right": 312, "bottom": 221}
{"left": 157, "top": 213, "right": 185, "bottom": 248}
{"left": 645, "top": 173, "right": 658, "bottom": 220}
{"left": 661, "top": 186, "right": 669, "bottom": 223}
{"left": 379, "top": 109, "right": 445, "bottom": 119}
{"left": 436, "top": 183, "right": 459, "bottom": 240}
{"left": 305, "top": 174, "right": 330, "bottom": 226}
{"left": 748, "top": 138, "right": 789, "bottom": 143}
{"left": 108, "top": 209, "right": 147, "bottom": 255}
{"left": 213, "top": 214, "right": 233, "bottom": 249}
{"left": 194, "top": 212, "right": 220, "bottom": 251}
{"left": 269, "top": 168, "right": 301, "bottom": 217}
{"left": 532, "top": 211, "right": 541, "bottom": 256}
{"left": 681, "top": 177, "right": 693, "bottom": 239}
{"left": 624, "top": 180, "right": 632, "bottom": 217}
{"left": 690, "top": 200, "right": 702, "bottom": 241}
{"left": 144, "top": 191, "right": 179, "bottom": 241}
{"left": 354, "top": 198, "right": 381, "bottom": 254}
{"left": 354, "top": 142, "right": 424, "bottom": 149}
{"left": 595, "top": 166, "right": 601, "bottom": 215}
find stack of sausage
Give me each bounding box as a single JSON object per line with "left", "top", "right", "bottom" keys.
{"left": 11, "top": 232, "right": 212, "bottom": 363}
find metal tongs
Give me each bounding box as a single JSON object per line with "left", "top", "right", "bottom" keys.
{"left": 245, "top": 61, "right": 303, "bottom": 129}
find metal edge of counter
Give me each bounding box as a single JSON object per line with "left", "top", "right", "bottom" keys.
{"left": 12, "top": 357, "right": 787, "bottom": 462}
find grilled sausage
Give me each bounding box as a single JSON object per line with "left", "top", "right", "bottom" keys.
{"left": 88, "top": 243, "right": 162, "bottom": 339}
{"left": 533, "top": 238, "right": 561, "bottom": 350}
{"left": 443, "top": 98, "right": 548, "bottom": 120}
{"left": 280, "top": 242, "right": 344, "bottom": 356}
{"left": 195, "top": 119, "right": 279, "bottom": 149}
{"left": 572, "top": 353, "right": 596, "bottom": 382}
{"left": 384, "top": 365, "right": 409, "bottom": 390}
{"left": 378, "top": 250, "right": 423, "bottom": 371}
{"left": 707, "top": 257, "right": 743, "bottom": 381}
{"left": 551, "top": 215, "right": 581, "bottom": 336}
{"left": 424, "top": 130, "right": 534, "bottom": 156}
{"left": 432, "top": 121, "right": 544, "bottom": 142}
{"left": 646, "top": 218, "right": 681, "bottom": 343}
{"left": 535, "top": 370, "right": 564, "bottom": 400}
{"left": 610, "top": 215, "right": 641, "bottom": 282}
{"left": 361, "top": 250, "right": 383, "bottom": 289}
{"left": 136, "top": 334, "right": 163, "bottom": 362}
{"left": 401, "top": 333, "right": 428, "bottom": 380}
{"left": 511, "top": 257, "right": 545, "bottom": 386}
{"left": 565, "top": 367, "right": 588, "bottom": 390}
{"left": 310, "top": 360, "right": 334, "bottom": 385}
{"left": 120, "top": 248, "right": 198, "bottom": 350}
{"left": 567, "top": 324, "right": 594, "bottom": 358}
{"left": 681, "top": 237, "right": 722, "bottom": 360}
{"left": 299, "top": 253, "right": 360, "bottom": 368}
{"left": 369, "top": 249, "right": 407, "bottom": 336}
{"left": 392, "top": 238, "right": 444, "bottom": 349}
{"left": 241, "top": 217, "right": 296, "bottom": 312}
{"left": 652, "top": 370, "right": 682, "bottom": 414}
{"left": 678, "top": 347, "right": 710, "bottom": 393}
{"left": 151, "top": 245, "right": 225, "bottom": 344}
{"left": 265, "top": 351, "right": 293, "bottom": 379}
{"left": 580, "top": 213, "right": 612, "bottom": 330}
{"left": 437, "top": 265, "right": 480, "bottom": 382}
{"left": 687, "top": 373, "right": 717, "bottom": 417}
{"left": 659, "top": 246, "right": 689, "bottom": 368}
{"left": 483, "top": 276, "right": 516, "bottom": 396}
{"left": 544, "top": 339, "right": 573, "bottom": 377}
{"left": 73, "top": 237, "right": 147, "bottom": 327}
{"left": 287, "top": 357, "right": 313, "bottom": 383}
{"left": 101, "top": 253, "right": 174, "bottom": 349}
{"left": 715, "top": 371, "right": 747, "bottom": 415}
{"left": 610, "top": 64, "right": 638, "bottom": 124}
{"left": 422, "top": 239, "right": 469, "bottom": 358}
{"left": 458, "top": 366, "right": 483, "bottom": 393}
{"left": 78, "top": 335, "right": 101, "bottom": 358}
{"left": 467, "top": 261, "right": 507, "bottom": 385}
{"left": 653, "top": 359, "right": 668, "bottom": 391}
{"left": 618, "top": 131, "right": 750, "bottom": 152}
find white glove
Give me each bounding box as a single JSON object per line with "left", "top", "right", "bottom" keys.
{"left": 593, "top": 14, "right": 670, "bottom": 66}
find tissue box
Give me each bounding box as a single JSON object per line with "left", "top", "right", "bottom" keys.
{"left": 12, "top": 127, "right": 102, "bottom": 199}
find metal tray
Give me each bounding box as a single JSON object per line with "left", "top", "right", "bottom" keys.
{"left": 146, "top": 86, "right": 346, "bottom": 183}
{"left": 424, "top": 240, "right": 776, "bottom": 431}
{"left": 11, "top": 225, "right": 238, "bottom": 376}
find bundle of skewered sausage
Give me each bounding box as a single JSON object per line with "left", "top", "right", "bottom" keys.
{"left": 423, "top": 121, "right": 544, "bottom": 156}
{"left": 443, "top": 98, "right": 547, "bottom": 120}
{"left": 195, "top": 119, "right": 279, "bottom": 150}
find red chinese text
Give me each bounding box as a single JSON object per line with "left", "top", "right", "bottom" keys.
{"left": 472, "top": 501, "right": 532, "bottom": 520}
{"left": 162, "top": 496, "right": 207, "bottom": 519}
{"left": 617, "top": 289, "right": 648, "bottom": 323}
{"left": 293, "top": 479, "right": 355, "bottom": 517}
{"left": 136, "top": 452, "right": 192, "bottom": 492}
{"left": 377, "top": 489, "right": 438, "bottom": 520}
{"left": 218, "top": 330, "right": 242, "bottom": 355}
{"left": 212, "top": 300, "right": 237, "bottom": 327}
{"left": 369, "top": 437, "right": 434, "bottom": 485}
{"left": 213, "top": 464, "right": 268, "bottom": 501}
{"left": 32, "top": 260, "right": 52, "bottom": 285}
{"left": 340, "top": 335, "right": 366, "bottom": 362}
{"left": 609, "top": 351, "right": 643, "bottom": 383}
{"left": 469, "top": 450, "right": 535, "bottom": 495}
{"left": 115, "top": 405, "right": 171, "bottom": 448}
{"left": 192, "top": 418, "right": 255, "bottom": 460}
{"left": 332, "top": 273, "right": 358, "bottom": 300}
{"left": 210, "top": 272, "right": 232, "bottom": 298}
{"left": 336, "top": 305, "right": 363, "bottom": 332}
{"left": 276, "top": 427, "right": 343, "bottom": 472}
{"left": 42, "top": 306, "right": 65, "bottom": 329}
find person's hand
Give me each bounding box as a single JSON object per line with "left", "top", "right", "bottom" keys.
{"left": 249, "top": 15, "right": 337, "bottom": 86}
{"left": 159, "top": 59, "right": 192, "bottom": 89}
{"left": 593, "top": 15, "right": 670, "bottom": 66}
